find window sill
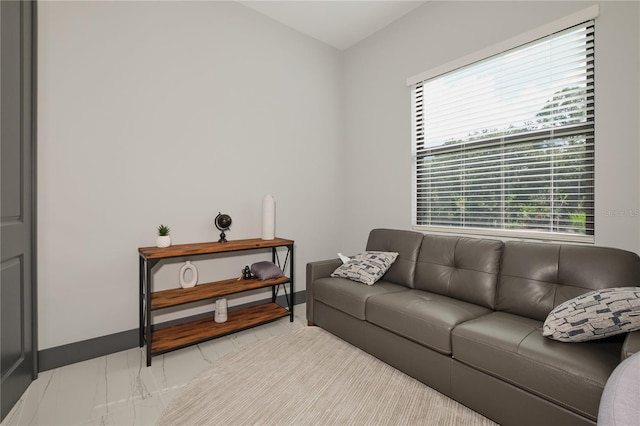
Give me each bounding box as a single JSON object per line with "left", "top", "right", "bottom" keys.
{"left": 411, "top": 225, "right": 595, "bottom": 245}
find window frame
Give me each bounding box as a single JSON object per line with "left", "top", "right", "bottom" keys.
{"left": 408, "top": 6, "right": 599, "bottom": 244}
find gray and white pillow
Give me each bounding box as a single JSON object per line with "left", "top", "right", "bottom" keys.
{"left": 543, "top": 287, "right": 640, "bottom": 342}
{"left": 331, "top": 251, "right": 399, "bottom": 285}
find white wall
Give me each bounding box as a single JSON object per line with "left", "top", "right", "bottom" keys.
{"left": 38, "top": 0, "right": 640, "bottom": 350}
{"left": 342, "top": 1, "right": 640, "bottom": 255}
{"left": 38, "top": 1, "right": 344, "bottom": 349}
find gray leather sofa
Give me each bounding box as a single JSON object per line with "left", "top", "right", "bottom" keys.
{"left": 306, "top": 229, "right": 640, "bottom": 426}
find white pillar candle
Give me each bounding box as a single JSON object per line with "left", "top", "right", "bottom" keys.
{"left": 262, "top": 194, "right": 275, "bottom": 240}
{"left": 215, "top": 298, "right": 228, "bottom": 323}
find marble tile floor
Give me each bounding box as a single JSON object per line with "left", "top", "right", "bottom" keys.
{"left": 3, "top": 304, "right": 307, "bottom": 426}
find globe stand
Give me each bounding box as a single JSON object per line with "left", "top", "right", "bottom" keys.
{"left": 218, "top": 230, "right": 228, "bottom": 243}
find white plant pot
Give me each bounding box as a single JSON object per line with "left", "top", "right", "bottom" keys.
{"left": 156, "top": 235, "right": 171, "bottom": 248}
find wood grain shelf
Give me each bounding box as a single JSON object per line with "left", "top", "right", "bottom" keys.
{"left": 150, "top": 303, "right": 290, "bottom": 355}
{"left": 139, "top": 238, "right": 294, "bottom": 260}
{"left": 151, "top": 276, "right": 291, "bottom": 310}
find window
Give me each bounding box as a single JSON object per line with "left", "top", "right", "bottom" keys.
{"left": 411, "top": 19, "right": 595, "bottom": 242}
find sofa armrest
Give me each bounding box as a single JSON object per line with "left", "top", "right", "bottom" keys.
{"left": 622, "top": 330, "right": 640, "bottom": 361}
{"left": 306, "top": 258, "right": 342, "bottom": 325}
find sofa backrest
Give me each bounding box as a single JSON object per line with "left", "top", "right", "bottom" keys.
{"left": 497, "top": 241, "right": 640, "bottom": 321}
{"left": 366, "top": 228, "right": 424, "bottom": 288}
{"left": 413, "top": 234, "right": 504, "bottom": 309}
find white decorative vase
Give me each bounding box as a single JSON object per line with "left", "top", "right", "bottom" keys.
{"left": 179, "top": 261, "right": 198, "bottom": 288}
{"left": 215, "top": 298, "right": 228, "bottom": 323}
{"left": 156, "top": 235, "right": 171, "bottom": 248}
{"left": 261, "top": 194, "right": 275, "bottom": 240}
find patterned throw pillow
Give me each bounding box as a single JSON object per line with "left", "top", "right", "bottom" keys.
{"left": 543, "top": 287, "right": 640, "bottom": 342}
{"left": 331, "top": 251, "right": 399, "bottom": 285}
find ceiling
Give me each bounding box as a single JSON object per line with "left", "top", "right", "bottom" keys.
{"left": 237, "top": 1, "right": 427, "bottom": 50}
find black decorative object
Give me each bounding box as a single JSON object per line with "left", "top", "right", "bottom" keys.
{"left": 242, "top": 265, "right": 252, "bottom": 280}
{"left": 215, "top": 212, "right": 232, "bottom": 243}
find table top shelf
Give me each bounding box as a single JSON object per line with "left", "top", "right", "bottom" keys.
{"left": 151, "top": 276, "right": 290, "bottom": 310}
{"left": 139, "top": 237, "right": 294, "bottom": 260}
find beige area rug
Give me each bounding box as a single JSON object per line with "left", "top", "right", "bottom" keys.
{"left": 157, "top": 327, "right": 497, "bottom": 426}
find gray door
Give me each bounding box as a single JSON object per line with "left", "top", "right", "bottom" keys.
{"left": 1, "top": 0, "right": 37, "bottom": 420}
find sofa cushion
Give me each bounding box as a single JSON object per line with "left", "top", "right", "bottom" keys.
{"left": 497, "top": 241, "right": 640, "bottom": 321}
{"left": 543, "top": 287, "right": 640, "bottom": 342}
{"left": 622, "top": 330, "right": 640, "bottom": 360}
{"left": 414, "top": 234, "right": 503, "bottom": 309}
{"left": 598, "top": 351, "right": 640, "bottom": 426}
{"left": 365, "top": 228, "right": 424, "bottom": 288}
{"left": 313, "top": 277, "right": 408, "bottom": 320}
{"left": 366, "top": 289, "right": 491, "bottom": 355}
{"left": 331, "top": 251, "right": 399, "bottom": 285}
{"left": 452, "top": 311, "right": 622, "bottom": 420}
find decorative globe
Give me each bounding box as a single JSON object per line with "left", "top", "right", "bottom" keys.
{"left": 215, "top": 213, "right": 232, "bottom": 231}
{"left": 215, "top": 213, "right": 232, "bottom": 243}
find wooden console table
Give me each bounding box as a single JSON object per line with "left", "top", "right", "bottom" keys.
{"left": 138, "top": 238, "right": 294, "bottom": 366}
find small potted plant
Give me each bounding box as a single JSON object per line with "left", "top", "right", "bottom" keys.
{"left": 156, "top": 224, "right": 171, "bottom": 248}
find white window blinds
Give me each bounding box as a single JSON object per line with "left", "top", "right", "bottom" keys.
{"left": 412, "top": 21, "right": 595, "bottom": 241}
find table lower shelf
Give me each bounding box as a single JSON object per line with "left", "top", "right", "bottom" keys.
{"left": 149, "top": 303, "right": 290, "bottom": 355}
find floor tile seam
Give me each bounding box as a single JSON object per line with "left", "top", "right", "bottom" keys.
{"left": 84, "top": 390, "right": 166, "bottom": 424}
{"left": 91, "top": 387, "right": 171, "bottom": 410}
{"left": 147, "top": 360, "right": 189, "bottom": 408}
